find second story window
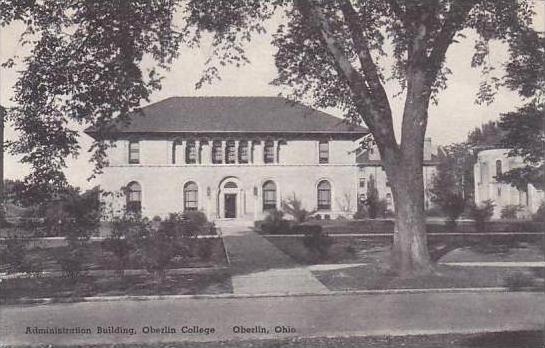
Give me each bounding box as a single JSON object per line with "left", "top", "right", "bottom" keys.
{"left": 319, "top": 140, "right": 329, "bottom": 163}
{"left": 264, "top": 140, "right": 275, "bottom": 163}
{"left": 186, "top": 141, "right": 197, "bottom": 164}
{"left": 212, "top": 140, "right": 223, "bottom": 164}
{"left": 239, "top": 141, "right": 249, "bottom": 164}
{"left": 129, "top": 140, "right": 140, "bottom": 164}
{"left": 226, "top": 140, "right": 236, "bottom": 164}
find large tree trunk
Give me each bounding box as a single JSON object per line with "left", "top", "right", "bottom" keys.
{"left": 388, "top": 162, "right": 433, "bottom": 276}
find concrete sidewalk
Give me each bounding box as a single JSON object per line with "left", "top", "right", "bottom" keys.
{"left": 1, "top": 292, "right": 542, "bottom": 346}
{"left": 221, "top": 225, "right": 329, "bottom": 295}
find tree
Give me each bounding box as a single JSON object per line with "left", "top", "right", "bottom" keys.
{"left": 2, "top": 1, "right": 541, "bottom": 276}
{"left": 497, "top": 102, "right": 545, "bottom": 190}
{"left": 282, "top": 194, "right": 316, "bottom": 223}
{"left": 430, "top": 143, "right": 472, "bottom": 225}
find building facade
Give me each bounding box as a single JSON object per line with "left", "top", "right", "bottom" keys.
{"left": 88, "top": 96, "right": 439, "bottom": 222}
{"left": 473, "top": 148, "right": 544, "bottom": 218}
{"left": 87, "top": 97, "right": 368, "bottom": 221}
{"left": 355, "top": 138, "right": 438, "bottom": 211}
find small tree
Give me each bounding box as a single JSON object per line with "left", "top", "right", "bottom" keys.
{"left": 468, "top": 200, "right": 495, "bottom": 232}
{"left": 141, "top": 213, "right": 197, "bottom": 283}
{"left": 102, "top": 214, "right": 151, "bottom": 278}
{"left": 0, "top": 234, "right": 33, "bottom": 274}
{"left": 282, "top": 194, "right": 316, "bottom": 223}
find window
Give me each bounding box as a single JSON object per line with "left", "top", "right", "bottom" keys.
{"left": 172, "top": 142, "right": 177, "bottom": 164}
{"left": 126, "top": 182, "right": 142, "bottom": 214}
{"left": 264, "top": 140, "right": 275, "bottom": 163}
{"left": 184, "top": 182, "right": 198, "bottom": 211}
{"left": 319, "top": 140, "right": 329, "bottom": 163}
{"left": 262, "top": 181, "right": 277, "bottom": 210}
{"left": 212, "top": 140, "right": 223, "bottom": 164}
{"left": 128, "top": 141, "right": 140, "bottom": 164}
{"left": 239, "top": 141, "right": 249, "bottom": 163}
{"left": 226, "top": 140, "right": 236, "bottom": 164}
{"left": 496, "top": 160, "right": 502, "bottom": 177}
{"left": 317, "top": 180, "right": 331, "bottom": 210}
{"left": 359, "top": 178, "right": 366, "bottom": 188}
{"left": 186, "top": 141, "right": 197, "bottom": 164}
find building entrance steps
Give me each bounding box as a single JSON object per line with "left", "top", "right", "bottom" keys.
{"left": 221, "top": 227, "right": 329, "bottom": 295}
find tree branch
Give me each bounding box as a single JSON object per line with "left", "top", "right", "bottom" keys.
{"left": 294, "top": 0, "right": 399, "bottom": 155}
{"left": 427, "top": 0, "right": 475, "bottom": 81}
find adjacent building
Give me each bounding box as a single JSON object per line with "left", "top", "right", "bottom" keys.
{"left": 473, "top": 148, "right": 544, "bottom": 217}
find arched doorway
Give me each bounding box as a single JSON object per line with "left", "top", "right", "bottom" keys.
{"left": 218, "top": 177, "right": 244, "bottom": 219}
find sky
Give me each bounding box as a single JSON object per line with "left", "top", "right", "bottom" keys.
{"left": 1, "top": 3, "right": 544, "bottom": 189}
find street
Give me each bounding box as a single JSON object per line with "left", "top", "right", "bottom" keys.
{"left": 1, "top": 292, "right": 543, "bottom": 346}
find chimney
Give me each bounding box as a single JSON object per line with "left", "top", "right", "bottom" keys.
{"left": 424, "top": 137, "right": 432, "bottom": 161}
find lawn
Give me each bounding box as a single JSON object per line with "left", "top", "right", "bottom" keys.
{"left": 264, "top": 234, "right": 544, "bottom": 265}
{"left": 0, "top": 270, "right": 233, "bottom": 305}
{"left": 312, "top": 264, "right": 545, "bottom": 291}
{"left": 0, "top": 238, "right": 228, "bottom": 274}
{"left": 18, "top": 331, "right": 543, "bottom": 348}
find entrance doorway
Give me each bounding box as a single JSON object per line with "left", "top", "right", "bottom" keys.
{"left": 224, "top": 194, "right": 237, "bottom": 218}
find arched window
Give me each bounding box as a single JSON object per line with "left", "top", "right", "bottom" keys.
{"left": 186, "top": 141, "right": 197, "bottom": 164}
{"left": 262, "top": 181, "right": 277, "bottom": 210}
{"left": 496, "top": 160, "right": 502, "bottom": 177}
{"left": 238, "top": 141, "right": 249, "bottom": 163}
{"left": 264, "top": 140, "right": 275, "bottom": 163}
{"left": 128, "top": 140, "right": 140, "bottom": 164}
{"left": 184, "top": 182, "right": 198, "bottom": 211}
{"left": 226, "top": 140, "right": 236, "bottom": 164}
{"left": 317, "top": 180, "right": 331, "bottom": 210}
{"left": 126, "top": 182, "right": 142, "bottom": 214}
{"left": 224, "top": 182, "right": 238, "bottom": 189}
{"left": 212, "top": 140, "right": 223, "bottom": 164}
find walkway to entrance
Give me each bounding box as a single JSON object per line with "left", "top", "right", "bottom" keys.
{"left": 220, "top": 223, "right": 329, "bottom": 295}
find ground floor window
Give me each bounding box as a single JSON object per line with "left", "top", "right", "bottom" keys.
{"left": 262, "top": 180, "right": 277, "bottom": 210}
{"left": 126, "top": 181, "right": 142, "bottom": 214}
{"left": 317, "top": 180, "right": 331, "bottom": 210}
{"left": 184, "top": 181, "right": 198, "bottom": 211}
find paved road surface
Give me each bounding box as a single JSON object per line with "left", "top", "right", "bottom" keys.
{"left": 1, "top": 292, "right": 543, "bottom": 346}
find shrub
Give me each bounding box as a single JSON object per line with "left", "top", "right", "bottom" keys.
{"left": 532, "top": 201, "right": 545, "bottom": 222}
{"left": 468, "top": 200, "right": 495, "bottom": 232}
{"left": 261, "top": 210, "right": 291, "bottom": 234}
{"left": 440, "top": 193, "right": 466, "bottom": 227}
{"left": 282, "top": 194, "right": 316, "bottom": 223}
{"left": 58, "top": 241, "right": 87, "bottom": 280}
{"left": 0, "top": 234, "right": 33, "bottom": 274}
{"left": 504, "top": 271, "right": 535, "bottom": 291}
{"left": 353, "top": 206, "right": 368, "bottom": 219}
{"left": 291, "top": 224, "right": 322, "bottom": 235}
{"left": 102, "top": 214, "right": 151, "bottom": 277}
{"left": 140, "top": 213, "right": 197, "bottom": 282}
{"left": 500, "top": 205, "right": 523, "bottom": 219}
{"left": 302, "top": 230, "right": 333, "bottom": 261}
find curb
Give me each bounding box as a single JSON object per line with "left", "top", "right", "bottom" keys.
{"left": 4, "top": 286, "right": 542, "bottom": 306}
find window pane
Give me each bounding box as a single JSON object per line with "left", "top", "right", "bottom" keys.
{"left": 226, "top": 141, "right": 236, "bottom": 164}
{"left": 184, "top": 182, "right": 198, "bottom": 211}
{"left": 186, "top": 142, "right": 197, "bottom": 164}
{"left": 264, "top": 141, "right": 274, "bottom": 163}
{"left": 319, "top": 141, "right": 329, "bottom": 163}
{"left": 126, "top": 182, "right": 142, "bottom": 214}
{"left": 317, "top": 181, "right": 331, "bottom": 210}
{"left": 129, "top": 141, "right": 140, "bottom": 164}
{"left": 263, "top": 181, "right": 277, "bottom": 210}
{"left": 212, "top": 141, "right": 223, "bottom": 164}
{"left": 239, "top": 142, "right": 248, "bottom": 163}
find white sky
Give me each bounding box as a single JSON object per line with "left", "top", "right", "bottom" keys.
{"left": 1, "top": 3, "right": 544, "bottom": 189}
